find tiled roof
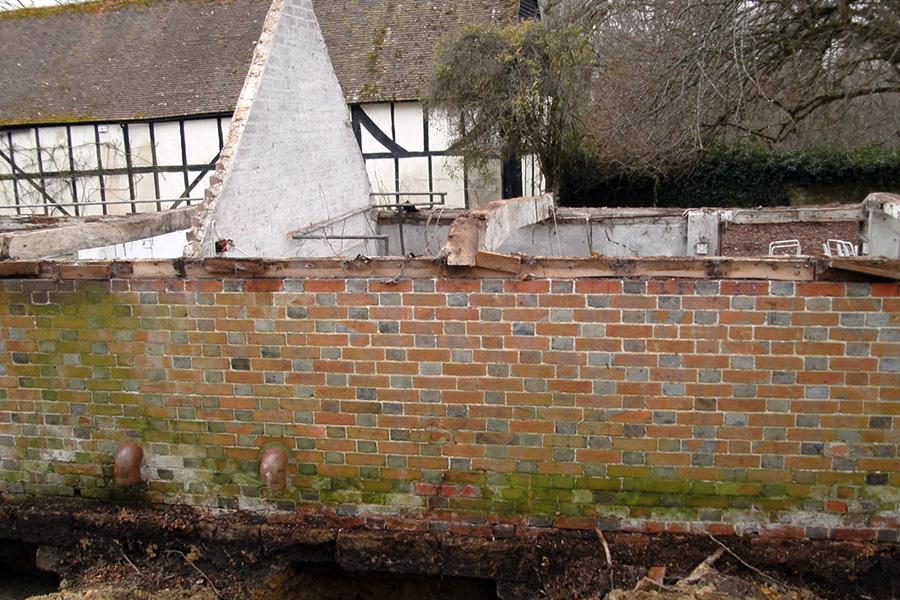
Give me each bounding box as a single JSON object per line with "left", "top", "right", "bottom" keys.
{"left": 313, "top": 0, "right": 520, "bottom": 103}
{"left": 0, "top": 0, "right": 272, "bottom": 126}
{"left": 0, "top": 0, "right": 520, "bottom": 126}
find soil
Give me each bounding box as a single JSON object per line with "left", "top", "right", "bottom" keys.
{"left": 719, "top": 221, "right": 860, "bottom": 257}
{"left": 1, "top": 504, "right": 898, "bottom": 600}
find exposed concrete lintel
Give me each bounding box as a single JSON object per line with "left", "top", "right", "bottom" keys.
{"left": 443, "top": 195, "right": 554, "bottom": 266}
{"left": 0, "top": 207, "right": 196, "bottom": 260}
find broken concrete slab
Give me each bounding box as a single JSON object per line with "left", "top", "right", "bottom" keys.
{"left": 443, "top": 195, "right": 554, "bottom": 266}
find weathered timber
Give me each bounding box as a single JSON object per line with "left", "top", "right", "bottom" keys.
{"left": 724, "top": 205, "right": 865, "bottom": 225}
{"left": 826, "top": 257, "right": 900, "bottom": 281}
{"left": 0, "top": 206, "right": 195, "bottom": 260}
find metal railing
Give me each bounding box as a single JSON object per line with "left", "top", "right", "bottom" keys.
{"left": 0, "top": 198, "right": 203, "bottom": 216}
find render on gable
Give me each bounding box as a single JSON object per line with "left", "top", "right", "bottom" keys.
{"left": 186, "top": 0, "right": 374, "bottom": 259}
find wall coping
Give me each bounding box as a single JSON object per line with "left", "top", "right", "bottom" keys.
{"left": 0, "top": 255, "right": 898, "bottom": 282}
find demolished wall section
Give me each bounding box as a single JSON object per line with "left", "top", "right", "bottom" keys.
{"left": 0, "top": 264, "right": 897, "bottom": 540}
{"left": 188, "top": 0, "right": 373, "bottom": 258}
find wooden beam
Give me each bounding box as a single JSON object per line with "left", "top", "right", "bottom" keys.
{"left": 724, "top": 204, "right": 865, "bottom": 224}
{"left": 826, "top": 258, "right": 900, "bottom": 281}
{"left": 0, "top": 207, "right": 196, "bottom": 260}
{"left": 444, "top": 195, "right": 554, "bottom": 266}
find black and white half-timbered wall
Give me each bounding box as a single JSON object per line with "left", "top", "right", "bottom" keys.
{"left": 0, "top": 117, "right": 227, "bottom": 216}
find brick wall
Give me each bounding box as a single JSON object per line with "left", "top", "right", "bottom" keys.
{"left": 0, "top": 264, "right": 898, "bottom": 541}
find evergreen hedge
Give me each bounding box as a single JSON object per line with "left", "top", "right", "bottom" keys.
{"left": 563, "top": 145, "right": 900, "bottom": 208}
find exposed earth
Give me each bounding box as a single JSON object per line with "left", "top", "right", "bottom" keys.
{"left": 1, "top": 505, "right": 897, "bottom": 600}
{"left": 719, "top": 221, "right": 860, "bottom": 257}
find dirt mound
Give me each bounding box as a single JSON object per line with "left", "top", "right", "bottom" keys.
{"left": 2, "top": 504, "right": 898, "bottom": 600}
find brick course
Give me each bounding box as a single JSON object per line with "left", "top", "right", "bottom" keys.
{"left": 0, "top": 268, "right": 898, "bottom": 539}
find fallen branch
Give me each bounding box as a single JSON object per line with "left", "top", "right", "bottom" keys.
{"left": 683, "top": 547, "right": 725, "bottom": 584}
{"left": 700, "top": 532, "right": 799, "bottom": 592}
{"left": 595, "top": 528, "right": 613, "bottom": 568}
{"left": 595, "top": 528, "right": 614, "bottom": 590}
{"left": 119, "top": 547, "right": 143, "bottom": 578}
{"left": 166, "top": 549, "right": 222, "bottom": 598}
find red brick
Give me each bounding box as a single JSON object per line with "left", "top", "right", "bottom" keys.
{"left": 505, "top": 280, "right": 550, "bottom": 293}
{"left": 539, "top": 294, "right": 585, "bottom": 308}
{"left": 607, "top": 324, "right": 654, "bottom": 339}
{"left": 721, "top": 281, "right": 768, "bottom": 295}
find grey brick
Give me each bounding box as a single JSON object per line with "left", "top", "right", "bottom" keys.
{"left": 513, "top": 322, "right": 535, "bottom": 336}
{"left": 660, "top": 354, "right": 682, "bottom": 368}
{"left": 623, "top": 310, "right": 646, "bottom": 323}
{"left": 881, "top": 358, "right": 900, "bottom": 372}
{"left": 452, "top": 349, "right": 473, "bottom": 363}
{"left": 841, "top": 313, "right": 864, "bottom": 327}
{"left": 805, "top": 386, "right": 829, "bottom": 399}
{"left": 448, "top": 293, "right": 468, "bottom": 307}
{"left": 698, "top": 370, "right": 721, "bottom": 383}
{"left": 420, "top": 362, "right": 441, "bottom": 376}
{"left": 551, "top": 337, "right": 574, "bottom": 351}
{"left": 663, "top": 382, "right": 685, "bottom": 396}
{"left": 770, "top": 281, "right": 794, "bottom": 297}
{"left": 587, "top": 295, "right": 611, "bottom": 308}
{"left": 725, "top": 413, "right": 747, "bottom": 426}
{"left": 731, "top": 296, "right": 754, "bottom": 310}
{"left": 658, "top": 296, "right": 680, "bottom": 309}
{"left": 550, "top": 308, "right": 574, "bottom": 322}
{"left": 482, "top": 280, "right": 504, "bottom": 293}
{"left": 695, "top": 281, "right": 720, "bottom": 296}
{"left": 626, "top": 368, "right": 649, "bottom": 382}
{"left": 730, "top": 355, "right": 753, "bottom": 369}
{"left": 694, "top": 311, "right": 717, "bottom": 324}
{"left": 413, "top": 279, "right": 434, "bottom": 292}
{"left": 800, "top": 442, "right": 823, "bottom": 456}
{"left": 653, "top": 411, "right": 677, "bottom": 425}
{"left": 624, "top": 281, "right": 646, "bottom": 294}
{"left": 761, "top": 455, "right": 784, "bottom": 469}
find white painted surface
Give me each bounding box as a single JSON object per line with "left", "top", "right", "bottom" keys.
{"left": 77, "top": 229, "right": 190, "bottom": 259}
{"left": 192, "top": 0, "right": 374, "bottom": 258}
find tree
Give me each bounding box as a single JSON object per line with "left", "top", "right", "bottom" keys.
{"left": 427, "top": 20, "right": 596, "bottom": 196}
{"left": 584, "top": 0, "right": 900, "bottom": 169}
{"left": 429, "top": 0, "right": 900, "bottom": 201}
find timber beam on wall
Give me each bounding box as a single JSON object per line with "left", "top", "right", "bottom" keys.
{"left": 723, "top": 204, "right": 867, "bottom": 224}
{"left": 443, "top": 195, "right": 555, "bottom": 266}
{"left": 3, "top": 255, "right": 897, "bottom": 282}
{"left": 0, "top": 206, "right": 196, "bottom": 260}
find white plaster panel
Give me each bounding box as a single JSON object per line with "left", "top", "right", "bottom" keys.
{"left": 152, "top": 121, "right": 185, "bottom": 166}
{"left": 393, "top": 102, "right": 424, "bottom": 152}
{"left": 127, "top": 123, "right": 155, "bottom": 171}
{"left": 68, "top": 125, "right": 99, "bottom": 170}
{"left": 183, "top": 119, "right": 222, "bottom": 165}
{"left": 427, "top": 110, "right": 452, "bottom": 150}
{"left": 366, "top": 158, "right": 397, "bottom": 201}
{"left": 359, "top": 103, "right": 393, "bottom": 154}
{"left": 397, "top": 156, "right": 431, "bottom": 194}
